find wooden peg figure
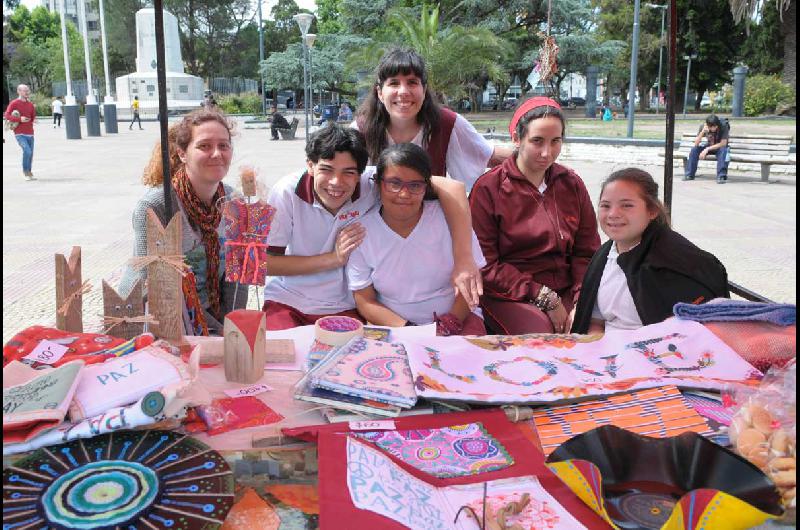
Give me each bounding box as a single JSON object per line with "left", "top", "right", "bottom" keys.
{"left": 102, "top": 279, "right": 145, "bottom": 340}
{"left": 224, "top": 309, "right": 267, "bottom": 384}
{"left": 240, "top": 166, "right": 257, "bottom": 197}
{"left": 55, "top": 246, "right": 83, "bottom": 332}
{"left": 145, "top": 208, "right": 184, "bottom": 341}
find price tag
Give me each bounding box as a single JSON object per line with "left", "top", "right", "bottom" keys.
{"left": 23, "top": 340, "right": 69, "bottom": 365}
{"left": 348, "top": 420, "right": 397, "bottom": 431}
{"left": 223, "top": 383, "right": 273, "bottom": 398}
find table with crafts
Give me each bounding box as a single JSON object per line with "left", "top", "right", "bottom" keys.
{"left": 2, "top": 311, "right": 797, "bottom": 530}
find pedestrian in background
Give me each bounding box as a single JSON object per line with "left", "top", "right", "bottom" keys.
{"left": 129, "top": 96, "right": 143, "bottom": 130}
{"left": 52, "top": 96, "right": 63, "bottom": 128}
{"left": 683, "top": 114, "right": 730, "bottom": 184}
{"left": 4, "top": 84, "right": 37, "bottom": 180}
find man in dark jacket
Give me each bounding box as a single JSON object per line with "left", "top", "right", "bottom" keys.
{"left": 270, "top": 105, "right": 291, "bottom": 140}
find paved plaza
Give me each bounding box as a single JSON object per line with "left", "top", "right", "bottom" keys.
{"left": 2, "top": 116, "right": 796, "bottom": 343}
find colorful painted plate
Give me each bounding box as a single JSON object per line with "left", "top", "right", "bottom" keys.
{"left": 545, "top": 425, "right": 783, "bottom": 530}
{"left": 3, "top": 430, "right": 234, "bottom": 529}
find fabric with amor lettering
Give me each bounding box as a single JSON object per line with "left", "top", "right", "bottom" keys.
{"left": 3, "top": 360, "right": 84, "bottom": 444}
{"left": 355, "top": 422, "right": 513, "bottom": 478}
{"left": 68, "top": 346, "right": 191, "bottom": 421}
{"left": 406, "top": 319, "right": 761, "bottom": 404}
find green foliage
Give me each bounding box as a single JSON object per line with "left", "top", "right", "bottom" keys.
{"left": 735, "top": 1, "right": 783, "bottom": 76}
{"left": 216, "top": 93, "right": 263, "bottom": 114}
{"left": 347, "top": 3, "right": 511, "bottom": 104}
{"left": 743, "top": 74, "right": 795, "bottom": 116}
{"left": 30, "top": 92, "right": 54, "bottom": 116}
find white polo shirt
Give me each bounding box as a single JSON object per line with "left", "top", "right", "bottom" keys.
{"left": 346, "top": 201, "right": 486, "bottom": 325}
{"left": 351, "top": 115, "right": 493, "bottom": 190}
{"left": 591, "top": 243, "right": 643, "bottom": 331}
{"left": 264, "top": 168, "right": 378, "bottom": 314}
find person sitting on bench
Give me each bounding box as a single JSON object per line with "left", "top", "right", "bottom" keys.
{"left": 270, "top": 104, "right": 291, "bottom": 140}
{"left": 683, "top": 114, "right": 730, "bottom": 184}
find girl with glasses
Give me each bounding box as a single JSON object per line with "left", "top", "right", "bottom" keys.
{"left": 346, "top": 143, "right": 487, "bottom": 336}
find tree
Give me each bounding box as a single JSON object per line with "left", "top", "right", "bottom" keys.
{"left": 729, "top": 0, "right": 795, "bottom": 90}
{"left": 346, "top": 3, "right": 511, "bottom": 108}
{"left": 595, "top": 0, "right": 746, "bottom": 112}
{"left": 736, "top": 0, "right": 783, "bottom": 76}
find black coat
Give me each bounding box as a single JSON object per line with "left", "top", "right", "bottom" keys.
{"left": 571, "top": 222, "right": 730, "bottom": 333}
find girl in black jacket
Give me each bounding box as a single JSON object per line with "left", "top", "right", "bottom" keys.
{"left": 571, "top": 168, "right": 729, "bottom": 334}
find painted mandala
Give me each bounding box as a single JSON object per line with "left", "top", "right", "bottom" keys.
{"left": 3, "top": 431, "right": 234, "bottom": 529}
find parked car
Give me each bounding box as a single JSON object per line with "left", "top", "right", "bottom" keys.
{"left": 502, "top": 98, "right": 518, "bottom": 110}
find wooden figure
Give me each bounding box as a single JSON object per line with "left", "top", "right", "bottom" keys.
{"left": 145, "top": 209, "right": 184, "bottom": 341}
{"left": 240, "top": 166, "right": 257, "bottom": 197}
{"left": 224, "top": 309, "right": 267, "bottom": 384}
{"left": 102, "top": 279, "right": 145, "bottom": 340}
{"left": 55, "top": 246, "right": 83, "bottom": 332}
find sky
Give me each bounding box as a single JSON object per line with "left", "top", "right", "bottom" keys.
{"left": 19, "top": 0, "right": 318, "bottom": 18}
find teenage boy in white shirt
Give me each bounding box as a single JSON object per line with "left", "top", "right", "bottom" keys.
{"left": 263, "top": 124, "right": 481, "bottom": 329}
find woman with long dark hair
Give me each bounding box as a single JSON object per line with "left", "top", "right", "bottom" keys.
{"left": 354, "top": 48, "right": 510, "bottom": 190}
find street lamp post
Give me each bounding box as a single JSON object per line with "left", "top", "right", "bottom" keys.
{"left": 645, "top": 3, "right": 666, "bottom": 114}
{"left": 682, "top": 53, "right": 697, "bottom": 117}
{"left": 293, "top": 13, "right": 315, "bottom": 142}
{"left": 257, "top": 0, "right": 266, "bottom": 116}
{"left": 305, "top": 33, "right": 316, "bottom": 125}
{"left": 626, "top": 0, "right": 642, "bottom": 138}
{"left": 57, "top": 0, "right": 80, "bottom": 139}
{"left": 98, "top": 0, "right": 118, "bottom": 133}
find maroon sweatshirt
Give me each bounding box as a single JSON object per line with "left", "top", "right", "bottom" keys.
{"left": 4, "top": 98, "right": 36, "bottom": 136}
{"left": 469, "top": 156, "right": 600, "bottom": 305}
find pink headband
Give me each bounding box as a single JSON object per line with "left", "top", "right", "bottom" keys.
{"left": 508, "top": 97, "right": 561, "bottom": 136}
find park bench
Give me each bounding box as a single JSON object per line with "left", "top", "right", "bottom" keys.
{"left": 276, "top": 117, "right": 299, "bottom": 140}
{"left": 671, "top": 133, "right": 795, "bottom": 182}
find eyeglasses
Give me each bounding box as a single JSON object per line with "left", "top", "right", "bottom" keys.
{"left": 381, "top": 178, "right": 428, "bottom": 195}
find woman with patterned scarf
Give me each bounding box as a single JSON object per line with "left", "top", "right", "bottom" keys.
{"left": 119, "top": 108, "right": 247, "bottom": 335}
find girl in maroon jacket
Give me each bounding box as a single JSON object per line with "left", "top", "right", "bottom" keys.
{"left": 469, "top": 97, "right": 600, "bottom": 334}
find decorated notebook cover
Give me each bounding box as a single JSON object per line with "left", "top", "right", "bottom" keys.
{"left": 312, "top": 337, "right": 417, "bottom": 408}
{"left": 295, "top": 380, "right": 402, "bottom": 417}
{"left": 3, "top": 360, "right": 84, "bottom": 444}
{"left": 354, "top": 422, "right": 513, "bottom": 478}
{"left": 405, "top": 320, "right": 761, "bottom": 404}
{"left": 346, "top": 436, "right": 586, "bottom": 530}
{"left": 531, "top": 386, "right": 713, "bottom": 456}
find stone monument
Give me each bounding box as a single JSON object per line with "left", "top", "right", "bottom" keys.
{"left": 115, "top": 8, "right": 204, "bottom": 115}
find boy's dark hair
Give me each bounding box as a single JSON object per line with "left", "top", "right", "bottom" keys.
{"left": 374, "top": 143, "right": 433, "bottom": 183}
{"left": 305, "top": 123, "right": 369, "bottom": 173}
{"left": 705, "top": 114, "right": 722, "bottom": 128}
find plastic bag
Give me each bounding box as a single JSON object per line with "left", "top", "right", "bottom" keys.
{"left": 727, "top": 359, "right": 796, "bottom": 513}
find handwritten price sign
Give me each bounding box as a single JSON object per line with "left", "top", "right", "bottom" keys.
{"left": 23, "top": 340, "right": 69, "bottom": 365}
{"left": 348, "top": 420, "right": 397, "bottom": 431}
{"left": 223, "top": 383, "right": 273, "bottom": 398}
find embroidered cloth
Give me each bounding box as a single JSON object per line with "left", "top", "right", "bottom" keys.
{"left": 345, "top": 437, "right": 586, "bottom": 530}
{"left": 355, "top": 422, "right": 513, "bottom": 478}
{"left": 222, "top": 198, "right": 275, "bottom": 285}
{"left": 405, "top": 320, "right": 761, "bottom": 404}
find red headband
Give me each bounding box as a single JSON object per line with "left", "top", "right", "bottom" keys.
{"left": 508, "top": 97, "right": 561, "bottom": 136}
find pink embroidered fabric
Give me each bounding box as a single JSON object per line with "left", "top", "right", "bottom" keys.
{"left": 222, "top": 199, "right": 276, "bottom": 285}
{"left": 356, "top": 422, "right": 513, "bottom": 478}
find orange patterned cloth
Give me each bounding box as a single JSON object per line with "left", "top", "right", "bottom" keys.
{"left": 530, "top": 386, "right": 712, "bottom": 456}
